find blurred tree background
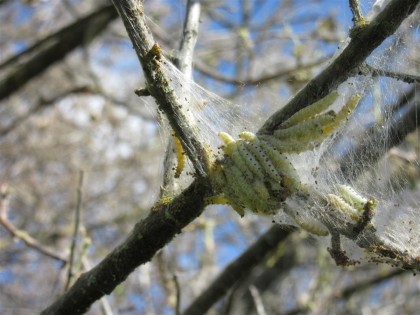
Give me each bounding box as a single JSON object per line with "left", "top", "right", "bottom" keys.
{"left": 0, "top": 0, "right": 419, "bottom": 314}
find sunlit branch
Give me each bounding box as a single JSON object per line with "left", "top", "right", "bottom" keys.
{"left": 112, "top": 0, "right": 210, "bottom": 178}
{"left": 349, "top": 0, "right": 365, "bottom": 25}
{"left": 249, "top": 285, "right": 268, "bottom": 315}
{"left": 175, "top": 0, "right": 201, "bottom": 79}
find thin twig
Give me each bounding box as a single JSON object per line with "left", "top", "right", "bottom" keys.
{"left": 327, "top": 233, "right": 358, "bottom": 267}
{"left": 0, "top": 184, "right": 67, "bottom": 263}
{"left": 222, "top": 280, "right": 243, "bottom": 315}
{"left": 173, "top": 274, "right": 181, "bottom": 315}
{"left": 341, "top": 268, "right": 406, "bottom": 298}
{"left": 233, "top": 246, "right": 298, "bottom": 314}
{"left": 194, "top": 56, "right": 330, "bottom": 86}
{"left": 65, "top": 171, "right": 85, "bottom": 291}
{"left": 359, "top": 62, "right": 420, "bottom": 84}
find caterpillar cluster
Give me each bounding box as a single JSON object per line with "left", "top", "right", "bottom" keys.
{"left": 208, "top": 93, "right": 377, "bottom": 235}
{"left": 210, "top": 131, "right": 300, "bottom": 217}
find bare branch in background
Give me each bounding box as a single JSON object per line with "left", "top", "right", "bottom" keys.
{"left": 0, "top": 86, "right": 90, "bottom": 137}
{"left": 0, "top": 5, "right": 117, "bottom": 101}
{"left": 182, "top": 225, "right": 295, "bottom": 315}
{"left": 359, "top": 63, "right": 420, "bottom": 84}
{"left": 0, "top": 184, "right": 67, "bottom": 264}
{"left": 194, "top": 56, "right": 331, "bottom": 86}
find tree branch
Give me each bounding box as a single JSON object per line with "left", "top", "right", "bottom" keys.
{"left": 111, "top": 0, "right": 209, "bottom": 177}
